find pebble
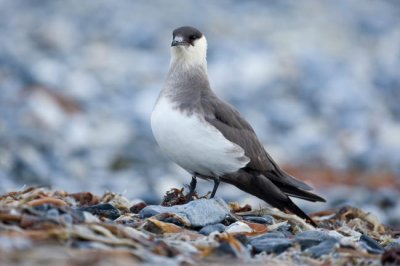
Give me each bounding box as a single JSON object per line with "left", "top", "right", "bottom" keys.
{"left": 71, "top": 209, "right": 86, "bottom": 223}
{"left": 32, "top": 204, "right": 53, "bottom": 213}
{"left": 30, "top": 205, "right": 74, "bottom": 225}
{"left": 144, "top": 218, "right": 183, "bottom": 234}
{"left": 130, "top": 201, "right": 147, "bottom": 214}
{"left": 139, "top": 198, "right": 230, "bottom": 227}
{"left": 215, "top": 242, "right": 238, "bottom": 257}
{"left": 257, "top": 231, "right": 287, "bottom": 239}
{"left": 304, "top": 238, "right": 339, "bottom": 258}
{"left": 295, "top": 230, "right": 336, "bottom": 250}
{"left": 60, "top": 213, "right": 74, "bottom": 225}
{"left": 139, "top": 207, "right": 160, "bottom": 219}
{"left": 327, "top": 230, "right": 345, "bottom": 240}
{"left": 45, "top": 208, "right": 60, "bottom": 220}
{"left": 71, "top": 240, "right": 110, "bottom": 250}
{"left": 199, "top": 223, "right": 226, "bottom": 235}
{"left": 81, "top": 211, "right": 100, "bottom": 223}
{"left": 359, "top": 234, "right": 384, "bottom": 254}
{"left": 241, "top": 215, "right": 274, "bottom": 225}
{"left": 225, "top": 221, "right": 252, "bottom": 234}
{"left": 164, "top": 240, "right": 198, "bottom": 255}
{"left": 250, "top": 236, "right": 293, "bottom": 254}
{"left": 77, "top": 203, "right": 120, "bottom": 220}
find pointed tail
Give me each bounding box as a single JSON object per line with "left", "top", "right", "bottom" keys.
{"left": 222, "top": 169, "right": 324, "bottom": 226}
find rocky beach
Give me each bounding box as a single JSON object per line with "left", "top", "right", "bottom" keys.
{"left": 0, "top": 187, "right": 399, "bottom": 265}
{"left": 0, "top": 0, "right": 399, "bottom": 264}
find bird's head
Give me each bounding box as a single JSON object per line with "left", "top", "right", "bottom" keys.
{"left": 170, "top": 26, "right": 207, "bottom": 67}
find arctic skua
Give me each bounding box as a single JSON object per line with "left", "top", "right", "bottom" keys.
{"left": 151, "top": 26, "right": 325, "bottom": 226}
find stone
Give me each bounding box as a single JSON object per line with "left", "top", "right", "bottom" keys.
{"left": 295, "top": 230, "right": 336, "bottom": 250}
{"left": 45, "top": 208, "right": 60, "bottom": 220}
{"left": 258, "top": 231, "right": 287, "bottom": 239}
{"left": 249, "top": 233, "right": 293, "bottom": 254}
{"left": 129, "top": 201, "right": 147, "bottom": 214}
{"left": 241, "top": 215, "right": 274, "bottom": 225}
{"left": 243, "top": 221, "right": 269, "bottom": 235}
{"left": 304, "top": 238, "right": 339, "bottom": 258}
{"left": 139, "top": 207, "right": 160, "bottom": 219}
{"left": 139, "top": 198, "right": 230, "bottom": 227}
{"left": 199, "top": 223, "right": 226, "bottom": 235}
{"left": 60, "top": 213, "right": 74, "bottom": 225}
{"left": 143, "top": 218, "right": 183, "bottom": 234}
{"left": 359, "top": 234, "right": 384, "bottom": 254}
{"left": 250, "top": 238, "right": 293, "bottom": 254}
{"left": 225, "top": 221, "right": 252, "bottom": 234}
{"left": 77, "top": 203, "right": 120, "bottom": 220}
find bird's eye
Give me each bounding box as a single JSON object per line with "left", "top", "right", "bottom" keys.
{"left": 189, "top": 35, "right": 197, "bottom": 40}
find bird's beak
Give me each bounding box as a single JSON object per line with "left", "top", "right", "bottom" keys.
{"left": 171, "top": 40, "right": 182, "bottom": 46}
{"left": 171, "top": 36, "right": 188, "bottom": 47}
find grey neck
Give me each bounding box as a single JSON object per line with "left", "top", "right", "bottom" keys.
{"left": 163, "top": 62, "right": 211, "bottom": 114}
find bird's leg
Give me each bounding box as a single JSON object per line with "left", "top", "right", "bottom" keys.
{"left": 186, "top": 175, "right": 197, "bottom": 201}
{"left": 210, "top": 177, "right": 220, "bottom": 198}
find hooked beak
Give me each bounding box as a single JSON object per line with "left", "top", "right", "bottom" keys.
{"left": 171, "top": 36, "right": 189, "bottom": 47}
{"left": 171, "top": 40, "right": 182, "bottom": 46}
{"left": 171, "top": 40, "right": 189, "bottom": 47}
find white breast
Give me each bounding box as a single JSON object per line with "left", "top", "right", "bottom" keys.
{"left": 151, "top": 96, "right": 249, "bottom": 177}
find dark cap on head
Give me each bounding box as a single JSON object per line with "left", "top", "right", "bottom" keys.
{"left": 172, "top": 26, "right": 203, "bottom": 46}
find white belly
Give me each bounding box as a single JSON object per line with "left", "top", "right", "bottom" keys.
{"left": 151, "top": 96, "right": 249, "bottom": 176}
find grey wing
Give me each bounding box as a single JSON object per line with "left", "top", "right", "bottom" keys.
{"left": 201, "top": 93, "right": 312, "bottom": 191}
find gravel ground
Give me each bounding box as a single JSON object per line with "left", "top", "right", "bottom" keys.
{"left": 1, "top": 187, "right": 399, "bottom": 265}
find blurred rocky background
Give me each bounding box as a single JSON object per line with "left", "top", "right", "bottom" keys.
{"left": 0, "top": 0, "right": 399, "bottom": 226}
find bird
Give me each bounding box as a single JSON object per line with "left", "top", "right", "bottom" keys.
{"left": 151, "top": 26, "right": 326, "bottom": 226}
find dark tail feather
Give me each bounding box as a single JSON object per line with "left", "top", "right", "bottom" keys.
{"left": 275, "top": 184, "right": 326, "bottom": 202}
{"left": 222, "top": 170, "right": 319, "bottom": 226}
{"left": 281, "top": 197, "right": 317, "bottom": 226}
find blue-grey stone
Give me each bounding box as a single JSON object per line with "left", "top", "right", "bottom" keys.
{"left": 242, "top": 215, "right": 274, "bottom": 225}
{"left": 139, "top": 198, "right": 230, "bottom": 227}
{"left": 295, "top": 230, "right": 336, "bottom": 250}
{"left": 140, "top": 207, "right": 162, "bottom": 219}
{"left": 359, "top": 234, "right": 384, "bottom": 254}
{"left": 215, "top": 242, "right": 237, "bottom": 257}
{"left": 257, "top": 231, "right": 287, "bottom": 239}
{"left": 199, "top": 223, "right": 226, "bottom": 235}
{"left": 250, "top": 236, "right": 293, "bottom": 254}
{"left": 33, "top": 204, "right": 52, "bottom": 212}
{"left": 60, "top": 213, "right": 74, "bottom": 225}
{"left": 71, "top": 209, "right": 85, "bottom": 223}
{"left": 304, "top": 238, "right": 339, "bottom": 258}
{"left": 276, "top": 224, "right": 293, "bottom": 237}
{"left": 45, "top": 208, "right": 60, "bottom": 219}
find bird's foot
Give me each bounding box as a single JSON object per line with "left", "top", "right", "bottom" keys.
{"left": 209, "top": 177, "right": 220, "bottom": 198}
{"left": 185, "top": 176, "right": 197, "bottom": 203}
{"left": 185, "top": 190, "right": 196, "bottom": 202}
